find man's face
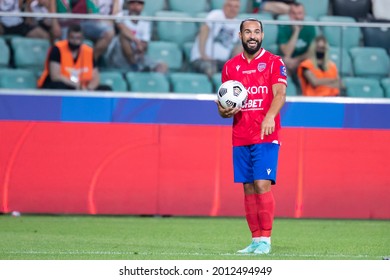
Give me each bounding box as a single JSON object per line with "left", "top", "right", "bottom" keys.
{"left": 127, "top": 1, "right": 145, "bottom": 15}
{"left": 67, "top": 31, "right": 83, "bottom": 50}
{"left": 240, "top": 21, "right": 263, "bottom": 55}
{"left": 224, "top": 0, "right": 240, "bottom": 19}
{"left": 289, "top": 5, "right": 305, "bottom": 21}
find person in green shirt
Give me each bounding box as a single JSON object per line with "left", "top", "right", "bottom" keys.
{"left": 277, "top": 2, "right": 316, "bottom": 77}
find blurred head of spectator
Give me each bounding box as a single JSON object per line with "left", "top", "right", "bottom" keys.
{"left": 297, "top": 35, "right": 341, "bottom": 96}
{"left": 223, "top": 0, "right": 241, "bottom": 19}
{"left": 289, "top": 2, "right": 305, "bottom": 21}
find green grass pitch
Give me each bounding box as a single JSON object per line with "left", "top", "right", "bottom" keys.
{"left": 0, "top": 215, "right": 389, "bottom": 260}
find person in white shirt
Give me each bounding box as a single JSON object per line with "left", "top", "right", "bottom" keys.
{"left": 190, "top": 0, "right": 242, "bottom": 78}
{"left": 105, "top": 0, "right": 167, "bottom": 72}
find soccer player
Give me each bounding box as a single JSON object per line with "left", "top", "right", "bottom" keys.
{"left": 215, "top": 18, "right": 287, "bottom": 254}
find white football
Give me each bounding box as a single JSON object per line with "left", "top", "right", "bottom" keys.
{"left": 217, "top": 80, "right": 248, "bottom": 109}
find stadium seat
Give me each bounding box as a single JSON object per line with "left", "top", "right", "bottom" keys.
{"left": 349, "top": 47, "right": 390, "bottom": 79}
{"left": 99, "top": 71, "right": 128, "bottom": 92}
{"left": 0, "top": 69, "right": 37, "bottom": 89}
{"left": 210, "top": 0, "right": 248, "bottom": 13}
{"left": 297, "top": 0, "right": 329, "bottom": 20}
{"left": 332, "top": 0, "right": 371, "bottom": 20}
{"left": 319, "top": 16, "right": 361, "bottom": 49}
{"left": 147, "top": 41, "right": 183, "bottom": 71}
{"left": 329, "top": 47, "right": 354, "bottom": 77}
{"left": 381, "top": 78, "right": 390, "bottom": 97}
{"left": 10, "top": 37, "right": 50, "bottom": 71}
{"left": 167, "top": 0, "right": 208, "bottom": 15}
{"left": 143, "top": 0, "right": 165, "bottom": 16}
{"left": 169, "top": 72, "right": 213, "bottom": 93}
{"left": 0, "top": 37, "right": 10, "bottom": 68}
{"left": 362, "top": 25, "right": 390, "bottom": 54}
{"left": 155, "top": 11, "right": 198, "bottom": 47}
{"left": 211, "top": 72, "right": 222, "bottom": 92}
{"left": 182, "top": 41, "right": 194, "bottom": 70}
{"left": 343, "top": 77, "right": 384, "bottom": 98}
{"left": 126, "top": 72, "right": 170, "bottom": 93}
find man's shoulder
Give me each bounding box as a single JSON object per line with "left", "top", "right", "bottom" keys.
{"left": 262, "top": 49, "right": 283, "bottom": 62}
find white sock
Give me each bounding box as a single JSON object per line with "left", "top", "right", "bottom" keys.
{"left": 252, "top": 237, "right": 261, "bottom": 243}
{"left": 260, "top": 237, "right": 271, "bottom": 244}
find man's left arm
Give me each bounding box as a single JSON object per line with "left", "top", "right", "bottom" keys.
{"left": 261, "top": 83, "right": 286, "bottom": 140}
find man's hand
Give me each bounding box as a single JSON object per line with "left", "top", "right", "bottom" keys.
{"left": 214, "top": 100, "right": 241, "bottom": 118}
{"left": 261, "top": 115, "right": 275, "bottom": 140}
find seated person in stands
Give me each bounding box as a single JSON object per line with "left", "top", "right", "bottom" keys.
{"left": 37, "top": 24, "right": 111, "bottom": 91}
{"left": 253, "top": 0, "right": 294, "bottom": 16}
{"left": 26, "top": 0, "right": 62, "bottom": 42}
{"left": 297, "top": 35, "right": 341, "bottom": 97}
{"left": 277, "top": 2, "right": 316, "bottom": 85}
{"left": 190, "top": 0, "right": 242, "bottom": 78}
{"left": 49, "top": 0, "right": 118, "bottom": 61}
{"left": 105, "top": 0, "right": 167, "bottom": 72}
{"left": 0, "top": 0, "right": 49, "bottom": 39}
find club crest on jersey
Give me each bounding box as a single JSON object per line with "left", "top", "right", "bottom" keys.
{"left": 257, "top": 63, "right": 266, "bottom": 72}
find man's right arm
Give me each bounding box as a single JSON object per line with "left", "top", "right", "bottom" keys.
{"left": 279, "top": 25, "right": 301, "bottom": 58}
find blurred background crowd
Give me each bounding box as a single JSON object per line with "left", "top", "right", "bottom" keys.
{"left": 0, "top": 0, "right": 389, "bottom": 97}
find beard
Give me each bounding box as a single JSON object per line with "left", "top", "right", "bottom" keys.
{"left": 242, "top": 39, "right": 262, "bottom": 55}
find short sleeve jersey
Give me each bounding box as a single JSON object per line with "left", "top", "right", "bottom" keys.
{"left": 277, "top": 24, "right": 316, "bottom": 57}
{"left": 222, "top": 48, "right": 287, "bottom": 147}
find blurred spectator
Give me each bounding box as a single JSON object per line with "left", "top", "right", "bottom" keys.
{"left": 252, "top": 0, "right": 294, "bottom": 16}
{"left": 0, "top": 0, "right": 49, "bottom": 39}
{"left": 190, "top": 0, "right": 242, "bottom": 78}
{"left": 26, "top": 0, "right": 61, "bottom": 42}
{"left": 371, "top": 0, "right": 390, "bottom": 21}
{"left": 277, "top": 2, "right": 316, "bottom": 75}
{"left": 80, "top": 0, "right": 121, "bottom": 60}
{"left": 37, "top": 24, "right": 111, "bottom": 91}
{"left": 49, "top": 0, "right": 116, "bottom": 60}
{"left": 297, "top": 35, "right": 341, "bottom": 97}
{"left": 105, "top": 0, "right": 167, "bottom": 72}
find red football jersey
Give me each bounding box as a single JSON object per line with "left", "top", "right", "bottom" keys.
{"left": 222, "top": 48, "right": 287, "bottom": 146}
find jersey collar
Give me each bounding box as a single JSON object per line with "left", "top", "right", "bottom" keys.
{"left": 241, "top": 48, "right": 266, "bottom": 61}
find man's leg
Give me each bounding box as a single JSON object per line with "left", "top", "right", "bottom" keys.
{"left": 253, "top": 180, "right": 274, "bottom": 254}
{"left": 120, "top": 33, "right": 137, "bottom": 65}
